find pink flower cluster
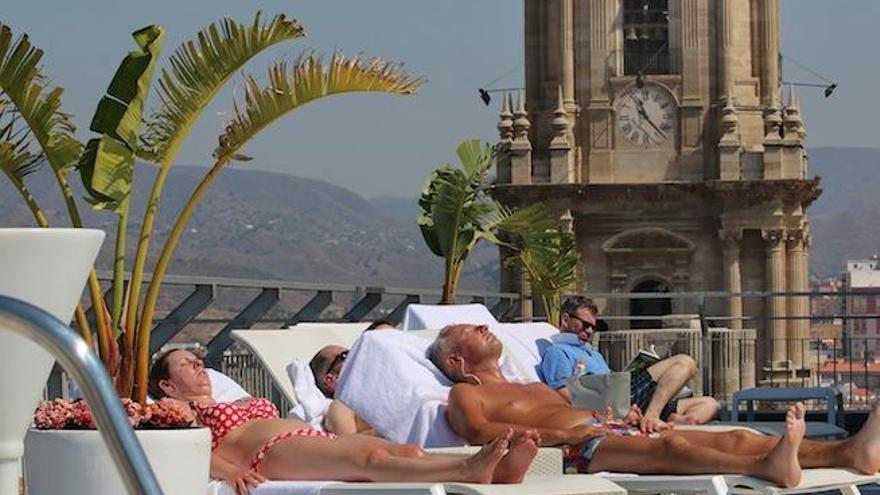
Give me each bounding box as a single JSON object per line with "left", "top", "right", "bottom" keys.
{"left": 34, "top": 398, "right": 194, "bottom": 430}
{"left": 142, "top": 398, "right": 195, "bottom": 428}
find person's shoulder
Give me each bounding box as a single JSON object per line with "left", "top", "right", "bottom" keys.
{"left": 449, "top": 383, "right": 480, "bottom": 401}
{"left": 540, "top": 342, "right": 572, "bottom": 363}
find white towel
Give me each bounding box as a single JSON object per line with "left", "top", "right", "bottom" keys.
{"left": 401, "top": 303, "right": 497, "bottom": 331}
{"left": 286, "top": 358, "right": 333, "bottom": 429}
{"left": 493, "top": 322, "right": 559, "bottom": 382}
{"left": 208, "top": 369, "right": 251, "bottom": 403}
{"left": 335, "top": 331, "right": 466, "bottom": 447}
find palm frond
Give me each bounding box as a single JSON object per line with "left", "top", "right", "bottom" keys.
{"left": 0, "top": 98, "right": 44, "bottom": 179}
{"left": 139, "top": 12, "right": 305, "bottom": 162}
{"left": 214, "top": 53, "right": 423, "bottom": 161}
{"left": 0, "top": 24, "right": 81, "bottom": 173}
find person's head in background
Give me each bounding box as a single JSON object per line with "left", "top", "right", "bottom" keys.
{"left": 365, "top": 319, "right": 397, "bottom": 331}
{"left": 309, "top": 345, "right": 349, "bottom": 398}
{"left": 559, "top": 296, "right": 599, "bottom": 342}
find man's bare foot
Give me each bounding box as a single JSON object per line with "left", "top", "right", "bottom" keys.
{"left": 758, "top": 403, "right": 805, "bottom": 487}
{"left": 841, "top": 401, "right": 880, "bottom": 474}
{"left": 464, "top": 430, "right": 511, "bottom": 483}
{"left": 492, "top": 430, "right": 540, "bottom": 483}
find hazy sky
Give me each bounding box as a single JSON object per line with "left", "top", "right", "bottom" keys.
{"left": 4, "top": 1, "right": 876, "bottom": 197}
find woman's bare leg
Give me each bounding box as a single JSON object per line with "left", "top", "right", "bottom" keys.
{"left": 588, "top": 403, "right": 806, "bottom": 487}
{"left": 258, "top": 432, "right": 516, "bottom": 483}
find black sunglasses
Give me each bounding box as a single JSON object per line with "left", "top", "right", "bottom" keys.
{"left": 566, "top": 314, "right": 595, "bottom": 331}
{"left": 325, "top": 350, "right": 349, "bottom": 376}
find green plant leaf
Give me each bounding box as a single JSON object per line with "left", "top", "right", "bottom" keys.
{"left": 0, "top": 24, "right": 81, "bottom": 174}
{"left": 139, "top": 12, "right": 305, "bottom": 163}
{"left": 78, "top": 25, "right": 163, "bottom": 214}
{"left": 213, "top": 53, "right": 423, "bottom": 162}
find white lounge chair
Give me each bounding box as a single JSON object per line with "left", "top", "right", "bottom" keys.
{"left": 207, "top": 475, "right": 626, "bottom": 495}
{"left": 599, "top": 469, "right": 880, "bottom": 495}
{"left": 230, "top": 324, "right": 880, "bottom": 495}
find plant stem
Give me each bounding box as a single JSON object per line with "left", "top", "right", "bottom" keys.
{"left": 49, "top": 169, "right": 114, "bottom": 368}
{"left": 124, "top": 160, "right": 176, "bottom": 397}
{"left": 111, "top": 204, "right": 128, "bottom": 335}
{"left": 133, "top": 159, "right": 228, "bottom": 403}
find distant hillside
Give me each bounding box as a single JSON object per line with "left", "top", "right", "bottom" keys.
{"left": 0, "top": 164, "right": 499, "bottom": 290}
{"left": 2, "top": 146, "right": 876, "bottom": 288}
{"left": 809, "top": 147, "right": 880, "bottom": 279}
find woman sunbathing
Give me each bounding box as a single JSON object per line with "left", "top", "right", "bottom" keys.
{"left": 148, "top": 349, "right": 539, "bottom": 495}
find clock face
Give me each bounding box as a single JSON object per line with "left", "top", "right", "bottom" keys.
{"left": 614, "top": 86, "right": 677, "bottom": 147}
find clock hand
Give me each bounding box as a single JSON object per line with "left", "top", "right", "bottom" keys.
{"left": 633, "top": 97, "right": 666, "bottom": 139}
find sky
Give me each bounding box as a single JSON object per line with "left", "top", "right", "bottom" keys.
{"left": 3, "top": 0, "right": 877, "bottom": 198}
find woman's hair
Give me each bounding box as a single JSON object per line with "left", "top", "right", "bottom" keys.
{"left": 147, "top": 349, "right": 179, "bottom": 399}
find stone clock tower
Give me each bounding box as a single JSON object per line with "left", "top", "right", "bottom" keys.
{"left": 493, "top": 0, "right": 820, "bottom": 376}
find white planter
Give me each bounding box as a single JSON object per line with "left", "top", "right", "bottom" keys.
{"left": 25, "top": 427, "right": 211, "bottom": 495}
{"left": 0, "top": 228, "right": 104, "bottom": 495}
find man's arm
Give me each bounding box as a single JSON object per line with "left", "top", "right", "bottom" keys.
{"left": 325, "top": 401, "right": 382, "bottom": 437}
{"left": 324, "top": 400, "right": 360, "bottom": 435}
{"left": 446, "top": 385, "right": 604, "bottom": 447}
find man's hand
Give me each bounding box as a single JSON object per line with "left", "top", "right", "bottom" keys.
{"left": 623, "top": 404, "right": 643, "bottom": 426}
{"left": 565, "top": 423, "right": 620, "bottom": 445}
{"left": 639, "top": 414, "right": 673, "bottom": 434}
{"left": 228, "top": 467, "right": 267, "bottom": 495}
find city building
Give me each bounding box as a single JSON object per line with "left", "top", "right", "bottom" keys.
{"left": 845, "top": 258, "right": 880, "bottom": 359}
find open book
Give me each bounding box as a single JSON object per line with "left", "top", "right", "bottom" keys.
{"left": 623, "top": 347, "right": 661, "bottom": 374}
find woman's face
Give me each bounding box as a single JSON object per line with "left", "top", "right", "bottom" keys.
{"left": 161, "top": 350, "right": 212, "bottom": 399}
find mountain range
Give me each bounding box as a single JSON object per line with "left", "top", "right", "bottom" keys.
{"left": 0, "top": 146, "right": 877, "bottom": 292}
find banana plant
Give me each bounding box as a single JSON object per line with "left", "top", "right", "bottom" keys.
{"left": 418, "top": 139, "right": 554, "bottom": 303}
{"left": 1, "top": 13, "right": 422, "bottom": 404}
{"left": 507, "top": 225, "right": 580, "bottom": 327}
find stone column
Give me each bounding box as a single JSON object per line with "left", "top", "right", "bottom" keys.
{"left": 560, "top": 0, "right": 575, "bottom": 109}
{"left": 720, "top": 229, "right": 743, "bottom": 330}
{"left": 718, "top": 0, "right": 736, "bottom": 100}
{"left": 786, "top": 228, "right": 810, "bottom": 371}
{"left": 763, "top": 229, "right": 788, "bottom": 364}
{"left": 758, "top": 0, "right": 781, "bottom": 108}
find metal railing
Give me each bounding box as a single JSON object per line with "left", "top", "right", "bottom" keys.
{"left": 51, "top": 274, "right": 880, "bottom": 414}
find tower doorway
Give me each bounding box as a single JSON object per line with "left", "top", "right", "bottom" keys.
{"left": 630, "top": 279, "right": 672, "bottom": 329}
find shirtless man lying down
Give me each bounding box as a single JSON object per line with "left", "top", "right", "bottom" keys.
{"left": 427, "top": 324, "right": 880, "bottom": 487}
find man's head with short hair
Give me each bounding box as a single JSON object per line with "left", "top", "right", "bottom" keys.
{"left": 559, "top": 296, "right": 599, "bottom": 342}
{"left": 309, "top": 345, "right": 348, "bottom": 398}
{"left": 427, "top": 324, "right": 502, "bottom": 383}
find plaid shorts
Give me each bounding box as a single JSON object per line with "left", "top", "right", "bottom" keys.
{"left": 630, "top": 368, "right": 678, "bottom": 420}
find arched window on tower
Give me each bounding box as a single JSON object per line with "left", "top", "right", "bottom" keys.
{"left": 623, "top": 0, "right": 670, "bottom": 75}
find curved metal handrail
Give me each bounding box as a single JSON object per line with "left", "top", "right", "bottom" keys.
{"left": 0, "top": 295, "right": 163, "bottom": 495}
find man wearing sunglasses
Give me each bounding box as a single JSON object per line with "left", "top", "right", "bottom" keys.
{"left": 310, "top": 346, "right": 377, "bottom": 436}
{"left": 540, "top": 296, "right": 719, "bottom": 433}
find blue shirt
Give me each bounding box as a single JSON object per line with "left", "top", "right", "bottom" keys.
{"left": 539, "top": 333, "right": 611, "bottom": 389}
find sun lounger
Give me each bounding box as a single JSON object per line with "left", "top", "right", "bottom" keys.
{"left": 598, "top": 469, "right": 880, "bottom": 495}
{"left": 207, "top": 474, "right": 626, "bottom": 495}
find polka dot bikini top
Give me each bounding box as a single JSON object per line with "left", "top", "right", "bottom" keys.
{"left": 191, "top": 398, "right": 280, "bottom": 450}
